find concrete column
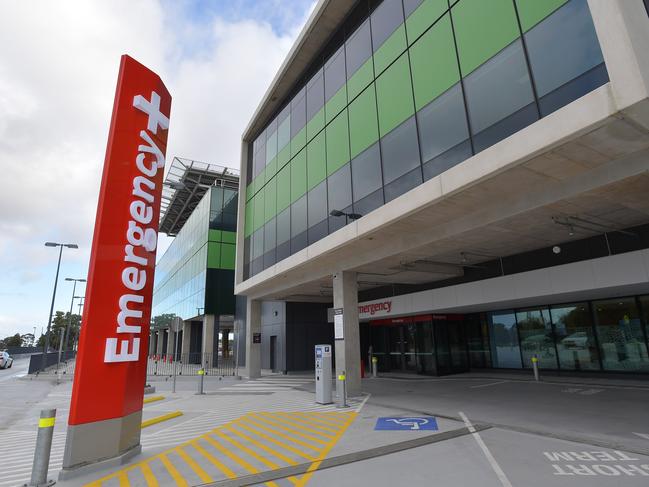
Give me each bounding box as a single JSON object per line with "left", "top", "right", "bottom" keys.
{"left": 244, "top": 299, "right": 261, "bottom": 379}
{"left": 155, "top": 330, "right": 164, "bottom": 356}
{"left": 222, "top": 330, "right": 230, "bottom": 357}
{"left": 333, "top": 271, "right": 361, "bottom": 396}
{"left": 148, "top": 332, "right": 155, "bottom": 356}
{"left": 181, "top": 321, "right": 192, "bottom": 358}
{"left": 165, "top": 328, "right": 174, "bottom": 357}
{"left": 202, "top": 315, "right": 216, "bottom": 367}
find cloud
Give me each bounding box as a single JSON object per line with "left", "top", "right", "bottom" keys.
{"left": 0, "top": 0, "right": 310, "bottom": 336}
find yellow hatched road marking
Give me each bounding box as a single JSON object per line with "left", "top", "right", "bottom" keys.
{"left": 84, "top": 411, "right": 356, "bottom": 487}
{"left": 224, "top": 424, "right": 298, "bottom": 465}
{"left": 191, "top": 440, "right": 237, "bottom": 479}
{"left": 251, "top": 414, "right": 329, "bottom": 445}
{"left": 175, "top": 447, "right": 213, "bottom": 483}
{"left": 261, "top": 413, "right": 336, "bottom": 438}
{"left": 293, "top": 412, "right": 357, "bottom": 487}
{"left": 212, "top": 429, "right": 280, "bottom": 470}
{"left": 275, "top": 413, "right": 339, "bottom": 434}
{"left": 140, "top": 462, "right": 159, "bottom": 487}
{"left": 241, "top": 416, "right": 322, "bottom": 452}
{"left": 235, "top": 420, "right": 317, "bottom": 461}
{"left": 118, "top": 471, "right": 129, "bottom": 487}
{"left": 295, "top": 412, "right": 348, "bottom": 428}
{"left": 160, "top": 454, "right": 189, "bottom": 487}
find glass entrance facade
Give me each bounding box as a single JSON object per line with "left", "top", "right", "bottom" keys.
{"left": 369, "top": 314, "right": 470, "bottom": 376}
{"left": 365, "top": 292, "right": 649, "bottom": 376}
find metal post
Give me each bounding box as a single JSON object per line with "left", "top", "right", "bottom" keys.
{"left": 337, "top": 371, "right": 347, "bottom": 408}
{"left": 63, "top": 280, "right": 79, "bottom": 353}
{"left": 56, "top": 328, "right": 64, "bottom": 372}
{"left": 532, "top": 355, "right": 540, "bottom": 382}
{"left": 372, "top": 356, "right": 378, "bottom": 378}
{"left": 27, "top": 409, "right": 56, "bottom": 487}
{"left": 197, "top": 368, "right": 205, "bottom": 395}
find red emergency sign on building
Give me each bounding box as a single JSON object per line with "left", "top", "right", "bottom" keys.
{"left": 68, "top": 55, "right": 171, "bottom": 426}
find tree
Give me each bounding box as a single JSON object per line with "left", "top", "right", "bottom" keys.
{"left": 152, "top": 313, "right": 176, "bottom": 329}
{"left": 1, "top": 333, "right": 23, "bottom": 348}
{"left": 21, "top": 333, "right": 35, "bottom": 347}
{"left": 40, "top": 311, "right": 82, "bottom": 351}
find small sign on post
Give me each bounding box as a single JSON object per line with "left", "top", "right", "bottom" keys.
{"left": 253, "top": 333, "right": 261, "bottom": 344}
{"left": 334, "top": 308, "right": 344, "bottom": 340}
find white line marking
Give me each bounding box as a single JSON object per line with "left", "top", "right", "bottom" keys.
{"left": 355, "top": 393, "right": 371, "bottom": 412}
{"left": 459, "top": 411, "right": 513, "bottom": 487}
{"left": 470, "top": 381, "right": 508, "bottom": 389}
{"left": 633, "top": 432, "right": 649, "bottom": 440}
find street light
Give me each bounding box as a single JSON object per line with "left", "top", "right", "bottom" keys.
{"left": 329, "top": 209, "right": 362, "bottom": 225}
{"left": 63, "top": 278, "right": 86, "bottom": 354}
{"left": 42, "top": 242, "right": 78, "bottom": 371}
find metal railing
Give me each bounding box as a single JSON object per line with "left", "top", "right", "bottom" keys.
{"left": 147, "top": 353, "right": 236, "bottom": 377}
{"left": 28, "top": 352, "right": 76, "bottom": 375}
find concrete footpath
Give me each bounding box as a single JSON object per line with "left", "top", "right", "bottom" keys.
{"left": 2, "top": 368, "right": 649, "bottom": 486}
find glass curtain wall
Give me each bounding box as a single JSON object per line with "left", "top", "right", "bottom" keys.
{"left": 480, "top": 295, "right": 649, "bottom": 373}
{"left": 243, "top": 0, "right": 609, "bottom": 279}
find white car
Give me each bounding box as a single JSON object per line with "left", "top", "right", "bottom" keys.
{"left": 0, "top": 351, "right": 13, "bottom": 369}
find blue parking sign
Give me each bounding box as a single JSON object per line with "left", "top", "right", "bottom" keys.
{"left": 375, "top": 417, "right": 438, "bottom": 431}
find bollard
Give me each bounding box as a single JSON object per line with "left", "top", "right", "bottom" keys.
{"left": 531, "top": 355, "right": 540, "bottom": 382}
{"left": 27, "top": 409, "right": 57, "bottom": 487}
{"left": 196, "top": 368, "right": 205, "bottom": 395}
{"left": 372, "top": 356, "right": 378, "bottom": 378}
{"left": 336, "top": 372, "right": 348, "bottom": 408}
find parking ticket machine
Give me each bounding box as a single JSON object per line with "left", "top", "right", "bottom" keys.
{"left": 315, "top": 344, "right": 332, "bottom": 404}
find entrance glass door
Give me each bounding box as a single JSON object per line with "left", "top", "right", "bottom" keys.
{"left": 434, "top": 320, "right": 469, "bottom": 375}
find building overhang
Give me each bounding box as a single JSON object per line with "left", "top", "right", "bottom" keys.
{"left": 160, "top": 157, "right": 239, "bottom": 236}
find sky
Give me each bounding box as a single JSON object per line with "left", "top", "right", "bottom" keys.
{"left": 0, "top": 0, "right": 315, "bottom": 340}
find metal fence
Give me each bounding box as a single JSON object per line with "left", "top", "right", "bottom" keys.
{"left": 147, "top": 353, "right": 236, "bottom": 377}
{"left": 28, "top": 352, "right": 77, "bottom": 375}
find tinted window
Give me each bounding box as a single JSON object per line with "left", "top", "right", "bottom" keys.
{"left": 252, "top": 227, "right": 264, "bottom": 259}
{"left": 488, "top": 311, "right": 522, "bottom": 368}
{"left": 346, "top": 19, "right": 373, "bottom": 79}
{"left": 516, "top": 308, "right": 558, "bottom": 369}
{"left": 464, "top": 40, "right": 535, "bottom": 135}
{"left": 306, "top": 69, "right": 325, "bottom": 121}
{"left": 403, "top": 0, "right": 424, "bottom": 17}
{"left": 328, "top": 163, "right": 353, "bottom": 212}
{"left": 526, "top": 0, "right": 605, "bottom": 98}
{"left": 354, "top": 188, "right": 384, "bottom": 216}
{"left": 384, "top": 167, "right": 422, "bottom": 202}
{"left": 371, "top": 0, "right": 405, "bottom": 51}
{"left": 352, "top": 142, "right": 383, "bottom": 202}
{"left": 380, "top": 116, "right": 421, "bottom": 184}
{"left": 325, "top": 45, "right": 347, "bottom": 101}
{"left": 417, "top": 83, "right": 470, "bottom": 164}
{"left": 291, "top": 195, "right": 307, "bottom": 238}
{"left": 551, "top": 303, "right": 600, "bottom": 371}
{"left": 291, "top": 88, "right": 306, "bottom": 138}
{"left": 308, "top": 181, "right": 328, "bottom": 227}
{"left": 593, "top": 298, "right": 648, "bottom": 372}
{"left": 276, "top": 207, "right": 291, "bottom": 244}
{"left": 263, "top": 219, "right": 276, "bottom": 253}
{"left": 277, "top": 105, "right": 291, "bottom": 150}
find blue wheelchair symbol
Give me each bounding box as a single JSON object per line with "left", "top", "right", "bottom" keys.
{"left": 375, "top": 417, "right": 438, "bottom": 431}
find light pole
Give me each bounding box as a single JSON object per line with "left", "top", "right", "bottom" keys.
{"left": 43, "top": 242, "right": 78, "bottom": 371}
{"left": 63, "top": 278, "right": 86, "bottom": 355}
{"left": 329, "top": 209, "right": 362, "bottom": 225}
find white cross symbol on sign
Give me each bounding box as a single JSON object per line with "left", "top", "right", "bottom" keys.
{"left": 133, "top": 91, "right": 169, "bottom": 135}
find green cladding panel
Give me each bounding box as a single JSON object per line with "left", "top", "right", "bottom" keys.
{"left": 276, "top": 163, "right": 291, "bottom": 212}
{"left": 348, "top": 84, "right": 379, "bottom": 158}
{"left": 264, "top": 177, "right": 276, "bottom": 223}
{"left": 516, "top": 0, "right": 568, "bottom": 32}
{"left": 406, "top": 0, "right": 449, "bottom": 43}
{"left": 325, "top": 86, "right": 348, "bottom": 124}
{"left": 375, "top": 53, "right": 415, "bottom": 137}
{"left": 326, "top": 109, "right": 350, "bottom": 176}
{"left": 347, "top": 58, "right": 375, "bottom": 102}
{"left": 373, "top": 25, "right": 408, "bottom": 76}
{"left": 207, "top": 242, "right": 221, "bottom": 268}
{"left": 290, "top": 148, "right": 307, "bottom": 201}
{"left": 220, "top": 243, "right": 236, "bottom": 270}
{"left": 452, "top": 0, "right": 520, "bottom": 76}
{"left": 410, "top": 14, "right": 460, "bottom": 111}
{"left": 307, "top": 131, "right": 327, "bottom": 190}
